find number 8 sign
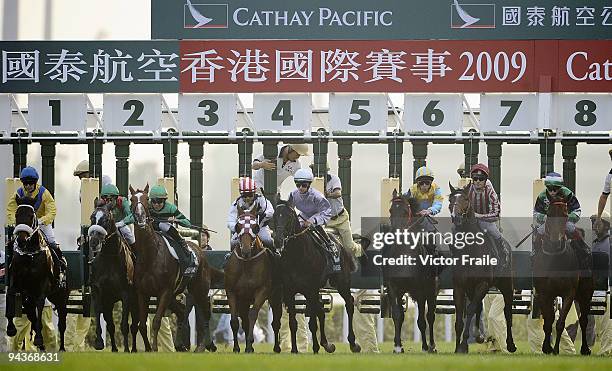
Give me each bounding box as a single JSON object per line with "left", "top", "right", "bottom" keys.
{"left": 103, "top": 94, "right": 162, "bottom": 132}
{"left": 552, "top": 94, "right": 612, "bottom": 132}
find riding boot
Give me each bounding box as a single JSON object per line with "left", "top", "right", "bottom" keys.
{"left": 493, "top": 237, "right": 509, "bottom": 270}
{"left": 314, "top": 225, "right": 341, "bottom": 272}
{"left": 49, "top": 242, "right": 67, "bottom": 288}
{"left": 168, "top": 228, "right": 197, "bottom": 280}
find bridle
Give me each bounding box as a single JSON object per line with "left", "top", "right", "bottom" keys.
{"left": 87, "top": 207, "right": 119, "bottom": 256}
{"left": 13, "top": 204, "right": 44, "bottom": 256}
{"left": 276, "top": 204, "right": 309, "bottom": 252}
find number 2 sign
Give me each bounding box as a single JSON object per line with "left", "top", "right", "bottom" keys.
{"left": 103, "top": 94, "right": 162, "bottom": 132}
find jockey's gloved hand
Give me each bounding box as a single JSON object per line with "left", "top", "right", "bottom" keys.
{"left": 234, "top": 223, "right": 241, "bottom": 233}
{"left": 115, "top": 221, "right": 126, "bottom": 228}
{"left": 536, "top": 224, "right": 546, "bottom": 235}
{"left": 566, "top": 221, "right": 577, "bottom": 234}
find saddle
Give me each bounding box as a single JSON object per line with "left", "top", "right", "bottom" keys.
{"left": 157, "top": 231, "right": 198, "bottom": 294}
{"left": 308, "top": 226, "right": 342, "bottom": 274}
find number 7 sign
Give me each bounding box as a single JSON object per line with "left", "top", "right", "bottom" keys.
{"left": 480, "top": 93, "right": 537, "bottom": 132}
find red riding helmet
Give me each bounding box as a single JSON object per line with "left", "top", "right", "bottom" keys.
{"left": 239, "top": 177, "right": 257, "bottom": 194}
{"left": 470, "top": 163, "right": 490, "bottom": 177}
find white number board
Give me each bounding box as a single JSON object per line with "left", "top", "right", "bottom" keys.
{"left": 0, "top": 94, "right": 11, "bottom": 133}
{"left": 329, "top": 93, "right": 387, "bottom": 132}
{"left": 552, "top": 94, "right": 612, "bottom": 132}
{"left": 28, "top": 94, "right": 87, "bottom": 132}
{"left": 404, "top": 94, "right": 463, "bottom": 132}
{"left": 253, "top": 94, "right": 311, "bottom": 132}
{"left": 480, "top": 94, "right": 538, "bottom": 132}
{"left": 103, "top": 94, "right": 162, "bottom": 132}
{"left": 178, "top": 93, "right": 237, "bottom": 132}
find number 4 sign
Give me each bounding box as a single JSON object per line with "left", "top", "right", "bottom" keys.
{"left": 253, "top": 94, "right": 312, "bottom": 132}
{"left": 103, "top": 94, "right": 162, "bottom": 132}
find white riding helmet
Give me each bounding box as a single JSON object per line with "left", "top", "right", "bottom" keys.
{"left": 294, "top": 168, "right": 314, "bottom": 183}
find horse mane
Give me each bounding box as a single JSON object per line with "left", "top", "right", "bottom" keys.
{"left": 15, "top": 195, "right": 36, "bottom": 207}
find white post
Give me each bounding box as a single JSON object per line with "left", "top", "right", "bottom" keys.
{"left": 266, "top": 307, "right": 274, "bottom": 343}
{"left": 377, "top": 315, "right": 384, "bottom": 343}
{"left": 189, "top": 308, "right": 196, "bottom": 346}
{"left": 445, "top": 314, "right": 452, "bottom": 342}
{"left": 342, "top": 306, "right": 349, "bottom": 343}
{"left": 413, "top": 305, "right": 420, "bottom": 342}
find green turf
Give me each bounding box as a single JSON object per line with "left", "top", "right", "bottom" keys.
{"left": 6, "top": 342, "right": 612, "bottom": 371}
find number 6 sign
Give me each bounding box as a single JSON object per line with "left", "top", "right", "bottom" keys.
{"left": 404, "top": 94, "right": 463, "bottom": 132}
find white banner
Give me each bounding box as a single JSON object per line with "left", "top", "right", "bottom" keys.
{"left": 403, "top": 94, "right": 463, "bottom": 132}
{"left": 28, "top": 93, "right": 87, "bottom": 132}
{"left": 253, "top": 94, "right": 311, "bottom": 132}
{"left": 178, "top": 93, "right": 237, "bottom": 133}
{"left": 552, "top": 94, "right": 612, "bottom": 132}
{"left": 103, "top": 94, "right": 162, "bottom": 132}
{"left": 0, "top": 94, "right": 11, "bottom": 133}
{"left": 329, "top": 93, "right": 388, "bottom": 132}
{"left": 480, "top": 93, "right": 538, "bottom": 132}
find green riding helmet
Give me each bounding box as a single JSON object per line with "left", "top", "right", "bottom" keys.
{"left": 150, "top": 185, "right": 168, "bottom": 199}
{"left": 101, "top": 184, "right": 120, "bottom": 196}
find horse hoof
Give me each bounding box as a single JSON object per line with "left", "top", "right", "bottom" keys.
{"left": 233, "top": 347, "right": 240, "bottom": 353}
{"left": 350, "top": 343, "right": 361, "bottom": 353}
{"left": 206, "top": 342, "right": 217, "bottom": 353}
{"left": 7, "top": 324, "right": 17, "bottom": 337}
{"left": 393, "top": 346, "right": 404, "bottom": 354}
{"left": 475, "top": 335, "right": 486, "bottom": 344}
{"left": 428, "top": 346, "right": 437, "bottom": 354}
{"left": 422, "top": 345, "right": 428, "bottom": 352}
{"left": 553, "top": 348, "right": 559, "bottom": 355}
{"left": 60, "top": 347, "right": 66, "bottom": 352}
{"left": 131, "top": 348, "right": 138, "bottom": 353}
{"left": 94, "top": 339, "right": 105, "bottom": 351}
{"left": 455, "top": 344, "right": 468, "bottom": 354}
{"left": 323, "top": 343, "right": 336, "bottom": 353}
{"left": 273, "top": 345, "right": 281, "bottom": 353}
{"left": 507, "top": 343, "right": 517, "bottom": 353}
{"left": 581, "top": 347, "right": 591, "bottom": 356}
{"left": 194, "top": 345, "right": 206, "bottom": 353}
{"left": 245, "top": 347, "right": 254, "bottom": 354}
{"left": 112, "top": 347, "right": 118, "bottom": 353}
{"left": 542, "top": 346, "right": 553, "bottom": 355}
{"left": 291, "top": 349, "right": 299, "bottom": 354}
{"left": 312, "top": 345, "right": 320, "bottom": 354}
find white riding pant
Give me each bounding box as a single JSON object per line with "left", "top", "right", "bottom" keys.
{"left": 119, "top": 225, "right": 135, "bottom": 244}
{"left": 39, "top": 223, "right": 56, "bottom": 245}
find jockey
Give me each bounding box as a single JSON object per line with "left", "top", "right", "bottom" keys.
{"left": 99, "top": 184, "right": 136, "bottom": 248}
{"left": 287, "top": 168, "right": 340, "bottom": 271}
{"left": 403, "top": 166, "right": 444, "bottom": 261}
{"left": 227, "top": 177, "right": 275, "bottom": 250}
{"left": 534, "top": 172, "right": 582, "bottom": 237}
{"left": 252, "top": 144, "right": 310, "bottom": 194}
{"left": 6, "top": 166, "right": 66, "bottom": 283}
{"left": 466, "top": 163, "right": 509, "bottom": 269}
{"left": 148, "top": 185, "right": 197, "bottom": 280}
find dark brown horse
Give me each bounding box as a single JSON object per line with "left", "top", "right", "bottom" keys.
{"left": 5, "top": 197, "right": 68, "bottom": 351}
{"left": 532, "top": 201, "right": 593, "bottom": 355}
{"left": 87, "top": 201, "right": 138, "bottom": 352}
{"left": 448, "top": 184, "right": 516, "bottom": 354}
{"left": 224, "top": 206, "right": 282, "bottom": 353}
{"left": 129, "top": 185, "right": 215, "bottom": 352}
{"left": 272, "top": 201, "right": 361, "bottom": 354}
{"left": 384, "top": 189, "right": 439, "bottom": 353}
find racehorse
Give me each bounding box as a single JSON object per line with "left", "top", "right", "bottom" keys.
{"left": 129, "top": 185, "right": 216, "bottom": 352}
{"left": 384, "top": 189, "right": 439, "bottom": 353}
{"left": 5, "top": 196, "right": 68, "bottom": 351}
{"left": 532, "top": 201, "right": 593, "bottom": 355}
{"left": 448, "top": 184, "right": 516, "bottom": 354}
{"left": 272, "top": 201, "right": 361, "bottom": 354}
{"left": 88, "top": 201, "right": 138, "bottom": 352}
{"left": 224, "top": 206, "right": 282, "bottom": 353}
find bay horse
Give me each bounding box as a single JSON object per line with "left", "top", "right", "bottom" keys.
{"left": 129, "top": 185, "right": 216, "bottom": 352}
{"left": 448, "top": 184, "right": 516, "bottom": 354}
{"left": 87, "top": 201, "right": 138, "bottom": 352}
{"left": 272, "top": 201, "right": 361, "bottom": 354}
{"left": 532, "top": 200, "right": 593, "bottom": 355}
{"left": 5, "top": 196, "right": 68, "bottom": 351}
{"left": 384, "top": 189, "right": 439, "bottom": 353}
{"left": 224, "top": 206, "right": 282, "bottom": 353}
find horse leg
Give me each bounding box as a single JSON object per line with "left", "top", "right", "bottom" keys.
{"left": 388, "top": 285, "right": 405, "bottom": 353}
{"left": 426, "top": 292, "right": 437, "bottom": 353}
{"left": 473, "top": 300, "right": 485, "bottom": 343}
{"left": 31, "top": 299, "right": 45, "bottom": 351}
{"left": 239, "top": 302, "right": 250, "bottom": 353}
{"left": 103, "top": 304, "right": 118, "bottom": 352}
{"left": 5, "top": 288, "right": 17, "bottom": 337}
{"left": 137, "top": 293, "right": 151, "bottom": 352}
{"left": 270, "top": 287, "right": 283, "bottom": 353}
{"left": 553, "top": 294, "right": 575, "bottom": 355}
{"left": 416, "top": 296, "right": 428, "bottom": 352}
{"left": 56, "top": 292, "right": 68, "bottom": 352}
{"left": 577, "top": 295, "right": 592, "bottom": 356}
{"left": 193, "top": 293, "right": 216, "bottom": 353}
{"left": 540, "top": 295, "right": 555, "bottom": 354}
{"left": 129, "top": 289, "right": 139, "bottom": 352}
{"left": 306, "top": 295, "right": 321, "bottom": 354}
{"left": 285, "top": 293, "right": 299, "bottom": 354}
{"left": 461, "top": 283, "right": 489, "bottom": 354}
{"left": 500, "top": 282, "right": 517, "bottom": 353}
{"left": 227, "top": 293, "right": 241, "bottom": 353}
{"left": 93, "top": 291, "right": 105, "bottom": 350}
{"left": 337, "top": 284, "right": 360, "bottom": 353}
{"left": 151, "top": 291, "right": 172, "bottom": 352}
{"left": 453, "top": 287, "right": 466, "bottom": 353}
{"left": 245, "top": 290, "right": 267, "bottom": 354}
{"left": 120, "top": 292, "right": 130, "bottom": 352}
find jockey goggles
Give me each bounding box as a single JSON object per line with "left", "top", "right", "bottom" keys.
{"left": 472, "top": 174, "right": 487, "bottom": 182}
{"left": 21, "top": 179, "right": 37, "bottom": 186}
{"left": 417, "top": 179, "right": 432, "bottom": 186}
{"left": 241, "top": 192, "right": 255, "bottom": 198}
{"left": 101, "top": 195, "right": 117, "bottom": 202}
{"left": 150, "top": 198, "right": 165, "bottom": 204}
{"left": 295, "top": 181, "right": 311, "bottom": 188}
{"left": 546, "top": 185, "right": 561, "bottom": 192}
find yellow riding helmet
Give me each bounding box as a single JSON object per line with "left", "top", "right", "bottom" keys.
{"left": 415, "top": 166, "right": 434, "bottom": 181}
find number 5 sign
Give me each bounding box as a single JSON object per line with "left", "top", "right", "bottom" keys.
{"left": 103, "top": 94, "right": 162, "bottom": 132}
{"left": 403, "top": 94, "right": 463, "bottom": 132}
{"left": 329, "top": 94, "right": 387, "bottom": 132}
{"left": 253, "top": 94, "right": 312, "bottom": 132}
